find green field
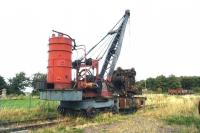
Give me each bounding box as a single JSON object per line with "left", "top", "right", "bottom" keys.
{"left": 0, "top": 97, "right": 40, "bottom": 109}
{"left": 0, "top": 96, "right": 59, "bottom": 121}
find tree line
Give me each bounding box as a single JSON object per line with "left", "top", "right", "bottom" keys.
{"left": 0, "top": 72, "right": 46, "bottom": 95}
{"left": 1, "top": 73, "right": 200, "bottom": 95}
{"left": 136, "top": 75, "right": 200, "bottom": 92}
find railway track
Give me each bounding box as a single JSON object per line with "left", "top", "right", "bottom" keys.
{"left": 0, "top": 117, "right": 58, "bottom": 126}
{"left": 0, "top": 117, "right": 67, "bottom": 133}
{"left": 0, "top": 105, "right": 150, "bottom": 133}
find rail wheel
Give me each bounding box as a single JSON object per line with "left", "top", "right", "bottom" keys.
{"left": 57, "top": 105, "right": 66, "bottom": 116}
{"left": 57, "top": 105, "right": 61, "bottom": 112}
{"left": 65, "top": 109, "right": 74, "bottom": 116}
{"left": 85, "top": 107, "right": 97, "bottom": 118}
{"left": 111, "top": 105, "right": 119, "bottom": 114}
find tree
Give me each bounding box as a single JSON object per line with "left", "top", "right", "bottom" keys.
{"left": 180, "top": 76, "right": 200, "bottom": 92}
{"left": 137, "top": 75, "right": 200, "bottom": 93}
{"left": 31, "top": 73, "right": 47, "bottom": 89}
{"left": 196, "top": 77, "right": 200, "bottom": 87}
{"left": 0, "top": 76, "right": 7, "bottom": 90}
{"left": 180, "top": 76, "right": 194, "bottom": 90}
{"left": 7, "top": 72, "right": 30, "bottom": 95}
{"left": 155, "top": 75, "right": 168, "bottom": 92}
{"left": 146, "top": 78, "right": 157, "bottom": 91}
{"left": 167, "top": 75, "right": 181, "bottom": 89}
{"left": 31, "top": 73, "right": 47, "bottom": 95}
{"left": 135, "top": 80, "right": 146, "bottom": 90}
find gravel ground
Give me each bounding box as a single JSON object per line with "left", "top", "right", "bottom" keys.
{"left": 84, "top": 116, "right": 194, "bottom": 133}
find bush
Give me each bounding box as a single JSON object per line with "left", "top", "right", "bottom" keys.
{"left": 192, "top": 87, "right": 200, "bottom": 93}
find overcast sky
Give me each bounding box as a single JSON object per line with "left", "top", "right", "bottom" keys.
{"left": 0, "top": 0, "right": 200, "bottom": 81}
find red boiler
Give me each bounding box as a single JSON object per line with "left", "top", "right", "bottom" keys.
{"left": 47, "top": 33, "right": 72, "bottom": 89}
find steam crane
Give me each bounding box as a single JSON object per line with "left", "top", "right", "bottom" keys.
{"left": 39, "top": 10, "right": 146, "bottom": 117}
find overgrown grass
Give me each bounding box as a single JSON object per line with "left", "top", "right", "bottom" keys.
{"left": 94, "top": 112, "right": 127, "bottom": 124}
{"left": 1, "top": 94, "right": 200, "bottom": 132}
{"left": 165, "top": 115, "right": 200, "bottom": 130}
{"left": 0, "top": 97, "right": 59, "bottom": 121}
{"left": 33, "top": 113, "right": 129, "bottom": 133}
{"left": 0, "top": 97, "right": 40, "bottom": 109}
{"left": 137, "top": 94, "right": 199, "bottom": 118}
{"left": 135, "top": 94, "right": 200, "bottom": 132}
{"left": 32, "top": 94, "right": 200, "bottom": 133}
{"left": 33, "top": 124, "right": 84, "bottom": 133}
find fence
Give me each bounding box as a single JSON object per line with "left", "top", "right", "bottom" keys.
{"left": 0, "top": 95, "right": 59, "bottom": 122}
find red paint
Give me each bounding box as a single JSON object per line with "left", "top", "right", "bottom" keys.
{"left": 101, "top": 89, "right": 112, "bottom": 98}
{"left": 83, "top": 91, "right": 98, "bottom": 98}
{"left": 47, "top": 34, "right": 72, "bottom": 89}
{"left": 119, "top": 98, "right": 126, "bottom": 109}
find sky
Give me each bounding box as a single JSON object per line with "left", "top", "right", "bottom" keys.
{"left": 0, "top": 0, "right": 200, "bottom": 82}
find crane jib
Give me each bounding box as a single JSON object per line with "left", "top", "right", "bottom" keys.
{"left": 99, "top": 10, "right": 130, "bottom": 79}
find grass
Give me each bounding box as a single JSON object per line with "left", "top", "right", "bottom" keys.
{"left": 135, "top": 94, "right": 200, "bottom": 132}
{"left": 0, "top": 97, "right": 40, "bottom": 108}
{"left": 137, "top": 94, "right": 199, "bottom": 118}
{"left": 1, "top": 94, "right": 200, "bottom": 132}
{"left": 33, "top": 113, "right": 129, "bottom": 133}
{"left": 165, "top": 115, "right": 200, "bottom": 129}
{"left": 33, "top": 124, "right": 84, "bottom": 133}
{"left": 0, "top": 96, "right": 59, "bottom": 121}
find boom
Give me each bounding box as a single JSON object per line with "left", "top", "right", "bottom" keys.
{"left": 99, "top": 10, "right": 130, "bottom": 79}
